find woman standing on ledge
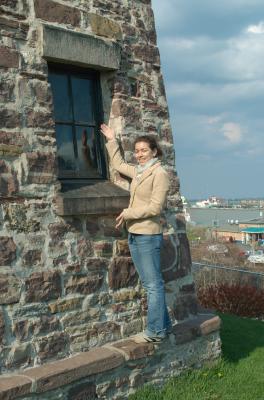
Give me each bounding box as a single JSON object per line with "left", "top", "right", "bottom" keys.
{"left": 100, "top": 124, "right": 172, "bottom": 343}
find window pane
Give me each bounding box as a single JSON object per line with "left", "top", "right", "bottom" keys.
{"left": 75, "top": 126, "right": 101, "bottom": 178}
{"left": 55, "top": 125, "right": 76, "bottom": 177}
{"left": 71, "top": 77, "right": 94, "bottom": 124}
{"left": 49, "top": 73, "right": 72, "bottom": 122}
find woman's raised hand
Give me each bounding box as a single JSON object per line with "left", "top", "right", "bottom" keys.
{"left": 100, "top": 124, "right": 115, "bottom": 141}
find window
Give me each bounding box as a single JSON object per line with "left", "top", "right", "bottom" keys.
{"left": 48, "top": 64, "right": 107, "bottom": 180}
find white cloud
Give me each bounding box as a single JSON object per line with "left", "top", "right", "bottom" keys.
{"left": 207, "top": 115, "right": 226, "bottom": 125}
{"left": 221, "top": 123, "right": 242, "bottom": 144}
{"left": 247, "top": 22, "right": 264, "bottom": 34}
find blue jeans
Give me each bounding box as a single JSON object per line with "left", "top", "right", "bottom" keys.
{"left": 128, "top": 233, "right": 172, "bottom": 338}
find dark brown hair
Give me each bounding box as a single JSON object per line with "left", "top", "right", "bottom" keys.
{"left": 133, "top": 135, "right": 163, "bottom": 158}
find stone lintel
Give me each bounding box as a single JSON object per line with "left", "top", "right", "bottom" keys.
{"left": 55, "top": 181, "right": 130, "bottom": 216}
{"left": 0, "top": 315, "right": 220, "bottom": 399}
{"left": 42, "top": 24, "right": 121, "bottom": 70}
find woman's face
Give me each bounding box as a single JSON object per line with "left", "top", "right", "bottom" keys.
{"left": 134, "top": 141, "right": 157, "bottom": 165}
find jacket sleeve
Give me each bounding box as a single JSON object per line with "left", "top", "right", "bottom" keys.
{"left": 105, "top": 139, "right": 136, "bottom": 179}
{"left": 122, "top": 169, "right": 169, "bottom": 220}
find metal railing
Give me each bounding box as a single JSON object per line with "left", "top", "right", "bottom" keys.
{"left": 192, "top": 261, "right": 264, "bottom": 277}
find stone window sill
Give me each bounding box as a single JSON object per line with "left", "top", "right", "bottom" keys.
{"left": 55, "top": 181, "right": 130, "bottom": 216}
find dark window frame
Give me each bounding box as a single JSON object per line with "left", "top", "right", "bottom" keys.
{"left": 48, "top": 63, "right": 107, "bottom": 183}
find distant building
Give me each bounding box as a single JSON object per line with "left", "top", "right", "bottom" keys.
{"left": 240, "top": 199, "right": 264, "bottom": 208}
{"left": 240, "top": 218, "right": 264, "bottom": 244}
{"left": 213, "top": 217, "right": 264, "bottom": 244}
{"left": 195, "top": 196, "right": 226, "bottom": 208}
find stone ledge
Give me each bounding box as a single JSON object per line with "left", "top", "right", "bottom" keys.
{"left": 0, "top": 314, "right": 220, "bottom": 400}
{"left": 55, "top": 181, "right": 130, "bottom": 216}
{"left": 105, "top": 339, "right": 155, "bottom": 361}
{"left": 172, "top": 314, "right": 221, "bottom": 345}
{"left": 0, "top": 376, "right": 32, "bottom": 400}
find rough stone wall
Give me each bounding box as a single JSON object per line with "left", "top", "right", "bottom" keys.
{"left": 0, "top": 0, "right": 197, "bottom": 373}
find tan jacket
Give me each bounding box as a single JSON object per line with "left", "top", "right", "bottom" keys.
{"left": 105, "top": 139, "right": 169, "bottom": 234}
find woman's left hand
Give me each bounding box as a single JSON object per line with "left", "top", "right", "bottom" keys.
{"left": 115, "top": 211, "right": 125, "bottom": 229}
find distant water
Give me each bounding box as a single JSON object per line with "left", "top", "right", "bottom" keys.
{"left": 188, "top": 207, "right": 262, "bottom": 227}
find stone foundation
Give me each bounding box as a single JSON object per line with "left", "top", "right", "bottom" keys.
{"left": 0, "top": 314, "right": 221, "bottom": 400}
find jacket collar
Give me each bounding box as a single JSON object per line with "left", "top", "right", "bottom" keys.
{"left": 135, "top": 162, "right": 161, "bottom": 186}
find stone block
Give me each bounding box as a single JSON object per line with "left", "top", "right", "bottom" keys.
{"left": 42, "top": 24, "right": 121, "bottom": 71}
{"left": 65, "top": 274, "right": 103, "bottom": 295}
{"left": 6, "top": 342, "right": 32, "bottom": 369}
{"left": 178, "top": 233, "right": 192, "bottom": 275}
{"left": 76, "top": 238, "right": 94, "bottom": 260}
{"left": 88, "top": 13, "right": 122, "bottom": 40}
{"left": 0, "top": 160, "right": 8, "bottom": 173}
{"left": 12, "top": 319, "right": 31, "bottom": 341}
{"left": 86, "top": 257, "right": 109, "bottom": 272}
{"left": 109, "top": 339, "right": 154, "bottom": 361}
{"left": 116, "top": 239, "right": 130, "bottom": 256}
{"left": 0, "top": 0, "right": 19, "bottom": 9}
{"left": 0, "top": 236, "right": 16, "bottom": 266}
{"left": 108, "top": 257, "right": 138, "bottom": 290}
{"left": 24, "top": 271, "right": 61, "bottom": 303}
{"left": 200, "top": 316, "right": 221, "bottom": 336}
{"left": 22, "top": 249, "right": 42, "bottom": 267}
{"left": 0, "top": 16, "right": 29, "bottom": 40}
{"left": 48, "top": 297, "right": 83, "bottom": 314}
{"left": 23, "top": 347, "right": 124, "bottom": 392}
{"left": 0, "top": 109, "right": 20, "bottom": 129}
{"left": 48, "top": 221, "right": 69, "bottom": 242}
{"left": 68, "top": 382, "right": 97, "bottom": 400}
{"left": 0, "top": 46, "right": 19, "bottom": 68}
{"left": 112, "top": 288, "right": 142, "bottom": 302}
{"left": 0, "top": 271, "right": 20, "bottom": 304}
{"left": 173, "top": 294, "right": 198, "bottom": 321}
{"left": 0, "top": 78, "right": 15, "bottom": 102}
{"left": 171, "top": 314, "right": 220, "bottom": 345}
{"left": 85, "top": 217, "right": 100, "bottom": 235}
{"left": 0, "top": 375, "right": 31, "bottom": 400}
{"left": 0, "top": 130, "right": 27, "bottom": 147}
{"left": 0, "top": 173, "right": 18, "bottom": 196}
{"left": 175, "top": 213, "right": 187, "bottom": 230}
{"left": 34, "top": 0, "right": 81, "bottom": 26}
{"left": 0, "top": 144, "right": 23, "bottom": 157}
{"left": 36, "top": 332, "right": 68, "bottom": 362}
{"left": 168, "top": 172, "right": 180, "bottom": 196}
{"left": 67, "top": 322, "right": 121, "bottom": 351}
{"left": 14, "top": 316, "right": 61, "bottom": 343}
{"left": 32, "top": 80, "right": 52, "bottom": 107}
{"left": 121, "top": 318, "right": 143, "bottom": 337}
{"left": 25, "top": 151, "right": 56, "bottom": 184}
{"left": 161, "top": 234, "right": 177, "bottom": 271}
{"left": 132, "top": 44, "right": 160, "bottom": 64}
{"left": 61, "top": 309, "right": 100, "bottom": 328}
{"left": 141, "top": 100, "right": 168, "bottom": 119}
{"left": 26, "top": 110, "right": 54, "bottom": 129}
{"left": 0, "top": 308, "right": 5, "bottom": 345}
{"left": 94, "top": 241, "right": 113, "bottom": 258}
{"left": 180, "top": 283, "right": 196, "bottom": 294}
{"left": 4, "top": 204, "right": 40, "bottom": 233}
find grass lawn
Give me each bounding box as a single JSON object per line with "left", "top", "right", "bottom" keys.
{"left": 129, "top": 313, "right": 264, "bottom": 400}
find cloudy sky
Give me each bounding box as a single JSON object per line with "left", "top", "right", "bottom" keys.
{"left": 152, "top": 0, "right": 264, "bottom": 200}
